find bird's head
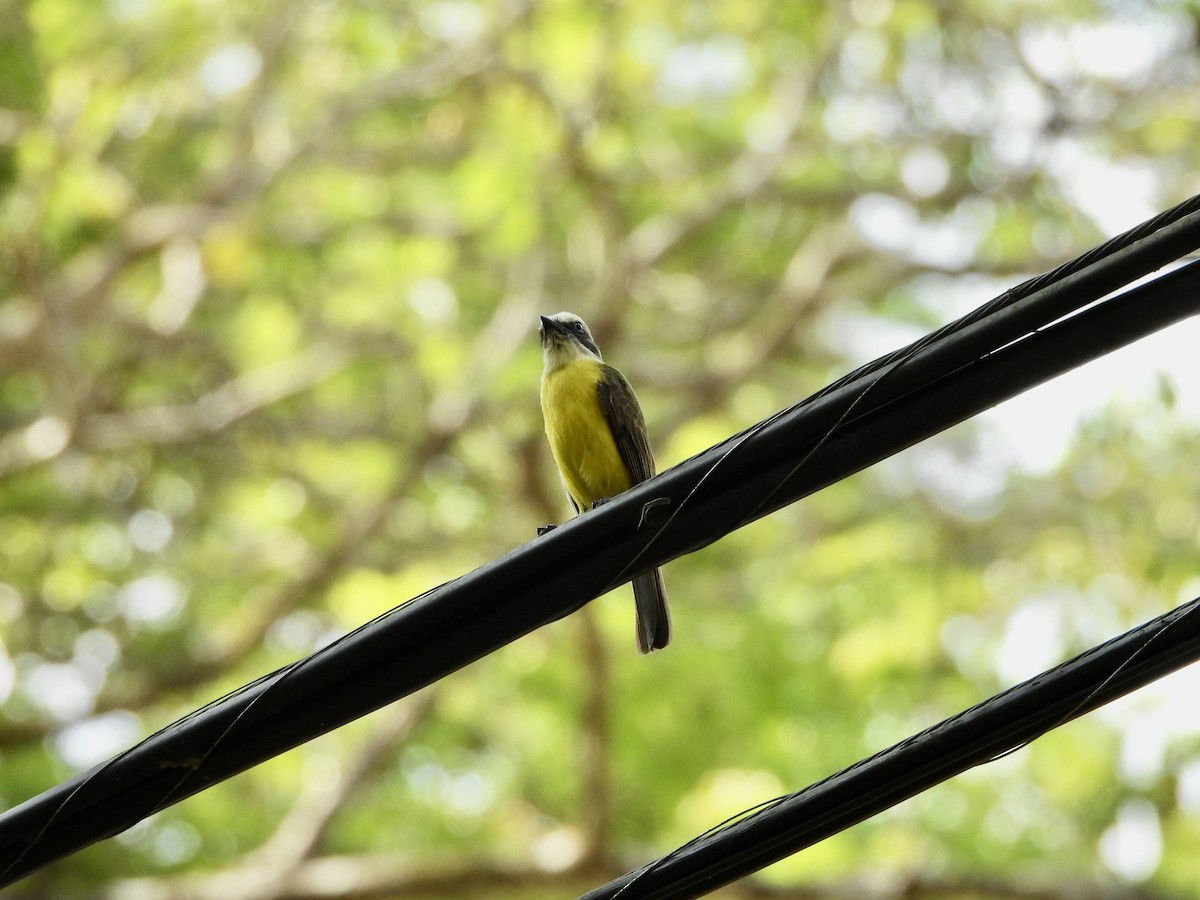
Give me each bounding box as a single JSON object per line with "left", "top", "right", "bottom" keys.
{"left": 539, "top": 312, "right": 602, "bottom": 370}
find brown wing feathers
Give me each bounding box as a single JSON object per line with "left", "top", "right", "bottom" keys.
{"left": 596, "top": 366, "right": 655, "bottom": 483}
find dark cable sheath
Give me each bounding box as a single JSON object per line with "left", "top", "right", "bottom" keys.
{"left": 581, "top": 594, "right": 1200, "bottom": 900}
{"left": 817, "top": 196, "right": 1200, "bottom": 405}
{"left": 1, "top": 205, "right": 1199, "bottom": 885}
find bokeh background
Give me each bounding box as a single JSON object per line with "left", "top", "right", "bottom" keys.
{"left": 4, "top": 0, "right": 1200, "bottom": 897}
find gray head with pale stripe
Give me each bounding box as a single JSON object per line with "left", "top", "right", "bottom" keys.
{"left": 539, "top": 312, "right": 603, "bottom": 371}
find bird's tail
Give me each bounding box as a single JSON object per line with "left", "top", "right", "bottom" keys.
{"left": 632, "top": 568, "right": 671, "bottom": 654}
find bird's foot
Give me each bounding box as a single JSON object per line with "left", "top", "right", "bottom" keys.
{"left": 590, "top": 497, "right": 611, "bottom": 510}
{"left": 536, "top": 524, "right": 558, "bottom": 536}
{"left": 639, "top": 497, "right": 671, "bottom": 530}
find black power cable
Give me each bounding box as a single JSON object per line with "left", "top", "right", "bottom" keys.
{"left": 581, "top": 595, "right": 1200, "bottom": 899}
{"left": 1, "top": 199, "right": 1199, "bottom": 886}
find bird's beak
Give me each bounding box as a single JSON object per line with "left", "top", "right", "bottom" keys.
{"left": 539, "top": 315, "right": 565, "bottom": 339}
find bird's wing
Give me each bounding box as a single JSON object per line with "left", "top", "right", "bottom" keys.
{"left": 597, "top": 365, "right": 655, "bottom": 484}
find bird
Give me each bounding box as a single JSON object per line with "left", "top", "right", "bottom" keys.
{"left": 538, "top": 311, "right": 671, "bottom": 654}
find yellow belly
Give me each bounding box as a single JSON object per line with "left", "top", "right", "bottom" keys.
{"left": 541, "top": 359, "right": 632, "bottom": 511}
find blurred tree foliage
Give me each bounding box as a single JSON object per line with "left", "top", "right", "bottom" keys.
{"left": 2, "top": 0, "right": 1200, "bottom": 897}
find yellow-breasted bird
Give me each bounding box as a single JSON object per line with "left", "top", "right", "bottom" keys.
{"left": 539, "top": 312, "right": 671, "bottom": 653}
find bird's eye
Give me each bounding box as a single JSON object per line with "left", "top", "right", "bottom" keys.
{"left": 573, "top": 322, "right": 585, "bottom": 333}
